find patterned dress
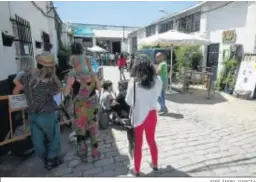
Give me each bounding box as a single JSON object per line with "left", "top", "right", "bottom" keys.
{"left": 68, "top": 55, "right": 100, "bottom": 160}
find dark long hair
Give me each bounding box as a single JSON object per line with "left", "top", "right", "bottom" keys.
{"left": 120, "top": 53, "right": 124, "bottom": 59}
{"left": 131, "top": 54, "right": 156, "bottom": 89}
{"left": 102, "top": 80, "right": 113, "bottom": 92}
{"left": 71, "top": 42, "right": 83, "bottom": 55}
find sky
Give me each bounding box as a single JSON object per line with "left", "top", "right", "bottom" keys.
{"left": 54, "top": 1, "right": 198, "bottom": 27}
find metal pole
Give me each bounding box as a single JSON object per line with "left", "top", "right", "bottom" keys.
{"left": 169, "top": 46, "right": 173, "bottom": 91}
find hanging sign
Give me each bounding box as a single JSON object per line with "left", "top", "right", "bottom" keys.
{"left": 223, "top": 30, "right": 236, "bottom": 43}
{"left": 8, "top": 94, "right": 27, "bottom": 110}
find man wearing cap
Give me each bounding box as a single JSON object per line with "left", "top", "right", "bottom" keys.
{"left": 13, "top": 52, "right": 63, "bottom": 170}
{"left": 156, "top": 52, "right": 168, "bottom": 113}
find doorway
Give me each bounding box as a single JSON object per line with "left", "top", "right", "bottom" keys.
{"left": 112, "top": 41, "right": 121, "bottom": 53}
{"left": 207, "top": 43, "right": 220, "bottom": 80}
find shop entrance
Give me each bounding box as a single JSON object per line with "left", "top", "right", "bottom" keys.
{"left": 112, "top": 41, "right": 121, "bottom": 53}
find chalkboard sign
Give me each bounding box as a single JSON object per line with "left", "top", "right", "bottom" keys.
{"left": 8, "top": 94, "right": 27, "bottom": 111}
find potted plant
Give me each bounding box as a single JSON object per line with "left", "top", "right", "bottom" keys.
{"left": 2, "top": 31, "right": 15, "bottom": 47}
{"left": 35, "top": 41, "right": 42, "bottom": 49}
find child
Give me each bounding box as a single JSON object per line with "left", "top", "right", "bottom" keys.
{"left": 98, "top": 80, "right": 114, "bottom": 129}
{"left": 99, "top": 80, "right": 114, "bottom": 112}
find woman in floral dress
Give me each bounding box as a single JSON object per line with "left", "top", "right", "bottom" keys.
{"left": 64, "top": 42, "right": 101, "bottom": 161}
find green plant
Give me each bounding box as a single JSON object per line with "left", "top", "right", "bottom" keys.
{"left": 174, "top": 45, "right": 202, "bottom": 71}
{"left": 140, "top": 45, "right": 162, "bottom": 49}
{"left": 215, "top": 58, "right": 237, "bottom": 91}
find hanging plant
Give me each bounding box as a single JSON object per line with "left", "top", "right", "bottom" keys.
{"left": 35, "top": 41, "right": 42, "bottom": 48}
{"left": 2, "top": 32, "right": 15, "bottom": 47}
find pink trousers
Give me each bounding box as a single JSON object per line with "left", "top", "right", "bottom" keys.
{"left": 134, "top": 110, "right": 158, "bottom": 173}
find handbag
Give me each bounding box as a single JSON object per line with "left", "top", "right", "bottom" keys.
{"left": 126, "top": 79, "right": 136, "bottom": 152}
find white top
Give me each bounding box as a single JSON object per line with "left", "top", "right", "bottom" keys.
{"left": 125, "top": 76, "right": 163, "bottom": 127}
{"left": 99, "top": 91, "right": 113, "bottom": 112}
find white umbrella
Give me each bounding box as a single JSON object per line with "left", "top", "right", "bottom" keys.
{"left": 87, "top": 45, "right": 107, "bottom": 53}
{"left": 139, "top": 30, "right": 210, "bottom": 91}
{"left": 159, "top": 30, "right": 209, "bottom": 46}
{"left": 139, "top": 30, "right": 209, "bottom": 46}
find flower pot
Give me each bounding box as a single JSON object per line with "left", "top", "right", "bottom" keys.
{"left": 35, "top": 41, "right": 42, "bottom": 49}
{"left": 2, "top": 32, "right": 15, "bottom": 47}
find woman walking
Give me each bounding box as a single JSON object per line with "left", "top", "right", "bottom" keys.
{"left": 117, "top": 53, "right": 127, "bottom": 81}
{"left": 13, "top": 52, "right": 63, "bottom": 170}
{"left": 64, "top": 42, "right": 101, "bottom": 162}
{"left": 125, "top": 54, "right": 162, "bottom": 176}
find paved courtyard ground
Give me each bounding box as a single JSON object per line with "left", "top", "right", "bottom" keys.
{"left": 1, "top": 66, "right": 256, "bottom": 177}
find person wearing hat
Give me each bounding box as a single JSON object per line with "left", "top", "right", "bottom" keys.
{"left": 64, "top": 42, "right": 101, "bottom": 162}
{"left": 13, "top": 52, "right": 63, "bottom": 170}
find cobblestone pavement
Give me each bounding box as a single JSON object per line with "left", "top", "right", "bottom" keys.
{"left": 2, "top": 66, "right": 256, "bottom": 177}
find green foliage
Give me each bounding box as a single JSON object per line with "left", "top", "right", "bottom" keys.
{"left": 215, "top": 58, "right": 237, "bottom": 91}
{"left": 174, "top": 45, "right": 202, "bottom": 71}
{"left": 140, "top": 45, "right": 161, "bottom": 49}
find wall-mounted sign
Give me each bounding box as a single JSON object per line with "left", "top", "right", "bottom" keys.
{"left": 223, "top": 30, "right": 236, "bottom": 43}
{"left": 71, "top": 24, "right": 94, "bottom": 37}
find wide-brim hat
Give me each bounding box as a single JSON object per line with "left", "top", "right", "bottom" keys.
{"left": 35, "top": 52, "right": 56, "bottom": 67}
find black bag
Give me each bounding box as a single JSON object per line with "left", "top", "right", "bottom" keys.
{"left": 125, "top": 79, "right": 136, "bottom": 151}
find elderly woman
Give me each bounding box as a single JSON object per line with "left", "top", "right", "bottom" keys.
{"left": 126, "top": 54, "right": 162, "bottom": 176}
{"left": 64, "top": 42, "right": 101, "bottom": 162}
{"left": 13, "top": 52, "right": 63, "bottom": 170}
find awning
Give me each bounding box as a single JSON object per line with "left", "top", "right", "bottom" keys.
{"left": 87, "top": 45, "right": 107, "bottom": 52}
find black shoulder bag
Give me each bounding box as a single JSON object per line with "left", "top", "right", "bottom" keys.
{"left": 126, "top": 79, "right": 136, "bottom": 152}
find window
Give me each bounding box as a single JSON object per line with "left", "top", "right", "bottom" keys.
{"left": 42, "top": 32, "right": 51, "bottom": 51}
{"left": 192, "top": 12, "right": 201, "bottom": 32}
{"left": 146, "top": 25, "right": 156, "bottom": 37}
{"left": 159, "top": 21, "right": 173, "bottom": 33}
{"left": 178, "top": 12, "right": 201, "bottom": 33}
{"left": 11, "top": 15, "right": 33, "bottom": 57}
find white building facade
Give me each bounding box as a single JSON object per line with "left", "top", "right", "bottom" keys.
{"left": 65, "top": 23, "right": 138, "bottom": 54}
{"left": 202, "top": 1, "right": 256, "bottom": 76}
{"left": 0, "top": 1, "right": 60, "bottom": 80}
{"left": 128, "top": 1, "right": 256, "bottom": 77}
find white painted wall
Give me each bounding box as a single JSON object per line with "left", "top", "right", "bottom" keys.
{"left": 136, "top": 28, "right": 146, "bottom": 49}
{"left": 204, "top": 1, "right": 256, "bottom": 75}
{"left": 0, "top": 1, "right": 58, "bottom": 80}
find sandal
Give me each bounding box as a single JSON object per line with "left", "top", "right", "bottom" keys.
{"left": 76, "top": 142, "right": 88, "bottom": 162}
{"left": 92, "top": 148, "right": 100, "bottom": 160}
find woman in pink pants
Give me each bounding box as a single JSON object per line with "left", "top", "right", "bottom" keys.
{"left": 125, "top": 54, "right": 163, "bottom": 176}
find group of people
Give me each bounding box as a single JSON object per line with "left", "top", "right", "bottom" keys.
{"left": 96, "top": 52, "right": 119, "bottom": 66}
{"left": 12, "top": 41, "right": 169, "bottom": 176}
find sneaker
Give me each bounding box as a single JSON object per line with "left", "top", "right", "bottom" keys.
{"left": 150, "top": 163, "right": 158, "bottom": 171}
{"left": 44, "top": 156, "right": 64, "bottom": 171}
{"left": 163, "top": 107, "right": 168, "bottom": 113}
{"left": 128, "top": 167, "right": 140, "bottom": 177}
